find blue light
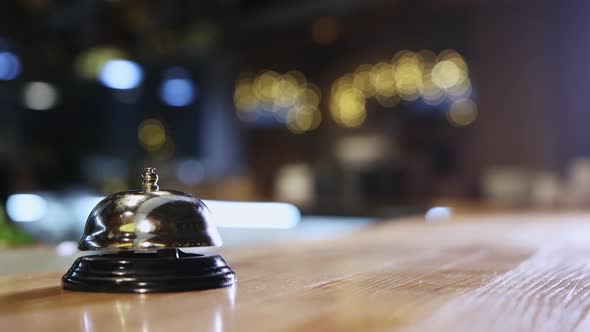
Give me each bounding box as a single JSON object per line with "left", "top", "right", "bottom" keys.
{"left": 0, "top": 51, "right": 21, "bottom": 80}
{"left": 98, "top": 59, "right": 143, "bottom": 90}
{"left": 6, "top": 194, "right": 48, "bottom": 222}
{"left": 176, "top": 159, "right": 205, "bottom": 185}
{"left": 160, "top": 78, "right": 196, "bottom": 107}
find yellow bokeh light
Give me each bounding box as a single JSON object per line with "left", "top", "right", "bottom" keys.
{"left": 75, "top": 47, "right": 127, "bottom": 79}
{"left": 421, "top": 59, "right": 445, "bottom": 105}
{"left": 299, "top": 85, "right": 321, "bottom": 107}
{"left": 422, "top": 87, "right": 446, "bottom": 106}
{"left": 274, "top": 74, "right": 302, "bottom": 108}
{"left": 392, "top": 50, "right": 415, "bottom": 63}
{"left": 447, "top": 98, "right": 478, "bottom": 127}
{"left": 353, "top": 64, "right": 375, "bottom": 97}
{"left": 233, "top": 50, "right": 473, "bottom": 131}
{"left": 376, "top": 93, "right": 400, "bottom": 108}
{"left": 371, "top": 62, "right": 397, "bottom": 97}
{"left": 234, "top": 70, "right": 322, "bottom": 132}
{"left": 447, "top": 77, "right": 472, "bottom": 98}
{"left": 138, "top": 119, "right": 166, "bottom": 151}
{"left": 253, "top": 70, "right": 280, "bottom": 102}
{"left": 393, "top": 52, "right": 423, "bottom": 101}
{"left": 437, "top": 50, "right": 468, "bottom": 73}
{"left": 234, "top": 77, "right": 258, "bottom": 111}
{"left": 330, "top": 79, "right": 366, "bottom": 128}
{"left": 151, "top": 136, "right": 175, "bottom": 160}
{"left": 437, "top": 49, "right": 461, "bottom": 60}
{"left": 287, "top": 105, "right": 322, "bottom": 133}
{"left": 431, "top": 60, "right": 463, "bottom": 89}
{"left": 432, "top": 50, "right": 468, "bottom": 90}
{"left": 331, "top": 74, "right": 353, "bottom": 93}
{"left": 285, "top": 70, "right": 307, "bottom": 86}
{"left": 417, "top": 49, "right": 436, "bottom": 63}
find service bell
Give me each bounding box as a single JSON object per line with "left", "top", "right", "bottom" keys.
{"left": 62, "top": 167, "right": 236, "bottom": 293}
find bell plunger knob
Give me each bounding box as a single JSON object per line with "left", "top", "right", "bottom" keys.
{"left": 141, "top": 167, "right": 159, "bottom": 191}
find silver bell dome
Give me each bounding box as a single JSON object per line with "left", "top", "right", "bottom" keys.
{"left": 78, "top": 167, "right": 222, "bottom": 250}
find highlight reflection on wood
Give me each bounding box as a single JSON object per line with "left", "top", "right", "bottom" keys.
{"left": 3, "top": 213, "right": 590, "bottom": 331}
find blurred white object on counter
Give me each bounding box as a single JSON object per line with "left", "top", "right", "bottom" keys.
{"left": 274, "top": 163, "right": 315, "bottom": 208}
{"left": 563, "top": 158, "right": 590, "bottom": 208}
{"left": 481, "top": 167, "right": 531, "bottom": 207}
{"left": 530, "top": 171, "right": 561, "bottom": 209}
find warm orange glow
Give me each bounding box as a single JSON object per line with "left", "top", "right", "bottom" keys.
{"left": 311, "top": 17, "right": 340, "bottom": 45}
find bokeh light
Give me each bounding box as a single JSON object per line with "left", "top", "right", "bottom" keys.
{"left": 274, "top": 73, "right": 302, "bottom": 108}
{"left": 353, "top": 64, "right": 375, "bottom": 97}
{"left": 330, "top": 76, "right": 366, "bottom": 128}
{"left": 253, "top": 70, "right": 280, "bottom": 103}
{"left": 376, "top": 93, "right": 400, "bottom": 108}
{"left": 234, "top": 74, "right": 258, "bottom": 113}
{"left": 393, "top": 52, "right": 423, "bottom": 101}
{"left": 99, "top": 59, "right": 143, "bottom": 90}
{"left": 160, "top": 78, "right": 196, "bottom": 107}
{"left": 330, "top": 49, "right": 473, "bottom": 126}
{"left": 371, "top": 62, "right": 397, "bottom": 97}
{"left": 432, "top": 60, "right": 463, "bottom": 89}
{"left": 287, "top": 105, "right": 322, "bottom": 133}
{"left": 0, "top": 51, "right": 21, "bottom": 81}
{"left": 299, "top": 85, "right": 321, "bottom": 108}
{"left": 420, "top": 54, "right": 445, "bottom": 105}
{"left": 234, "top": 70, "right": 321, "bottom": 132}
{"left": 447, "top": 77, "right": 472, "bottom": 99}
{"left": 447, "top": 98, "right": 478, "bottom": 127}
{"left": 176, "top": 159, "right": 205, "bottom": 185}
{"left": 22, "top": 82, "right": 59, "bottom": 111}
{"left": 238, "top": 51, "right": 472, "bottom": 130}
{"left": 417, "top": 49, "right": 436, "bottom": 63}
{"left": 6, "top": 194, "right": 48, "bottom": 222}
{"left": 75, "top": 47, "right": 126, "bottom": 80}
{"left": 138, "top": 119, "right": 166, "bottom": 151}
{"left": 432, "top": 50, "right": 468, "bottom": 91}
{"left": 151, "top": 137, "right": 175, "bottom": 160}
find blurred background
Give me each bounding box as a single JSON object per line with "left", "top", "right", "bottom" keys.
{"left": 1, "top": 0, "right": 589, "bottom": 261}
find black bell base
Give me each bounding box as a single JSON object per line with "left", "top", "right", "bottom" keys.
{"left": 62, "top": 250, "right": 236, "bottom": 293}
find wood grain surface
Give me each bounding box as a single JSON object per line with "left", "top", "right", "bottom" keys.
{"left": 2, "top": 212, "right": 590, "bottom": 332}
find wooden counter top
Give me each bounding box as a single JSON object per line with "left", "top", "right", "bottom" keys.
{"left": 2, "top": 212, "right": 590, "bottom": 331}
